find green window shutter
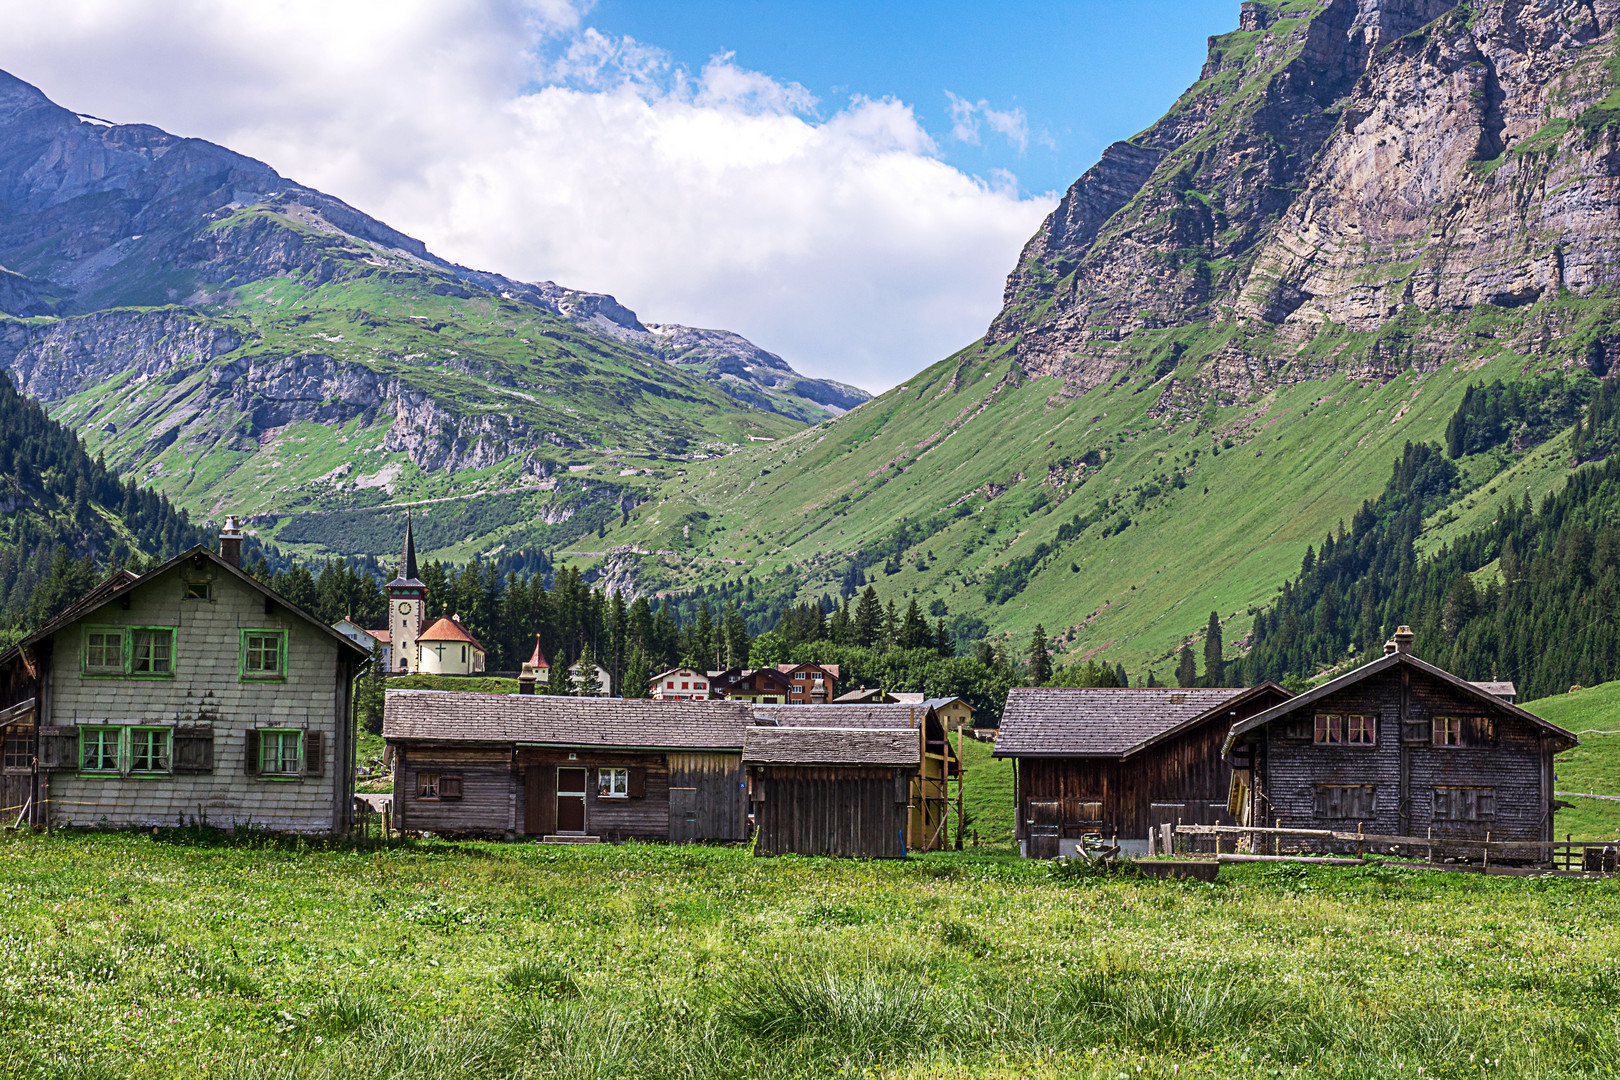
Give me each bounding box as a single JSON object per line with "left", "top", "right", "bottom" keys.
{"left": 304, "top": 731, "right": 324, "bottom": 777}
{"left": 628, "top": 766, "right": 646, "bottom": 798}
{"left": 244, "top": 729, "right": 260, "bottom": 775}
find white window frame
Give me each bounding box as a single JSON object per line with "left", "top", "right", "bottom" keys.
{"left": 597, "top": 767, "right": 630, "bottom": 799}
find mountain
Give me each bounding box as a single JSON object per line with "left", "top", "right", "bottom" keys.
{"left": 0, "top": 69, "right": 868, "bottom": 561}
{"left": 578, "top": 0, "right": 1620, "bottom": 680}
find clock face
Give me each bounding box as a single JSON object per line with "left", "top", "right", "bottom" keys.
{"left": 398, "top": 602, "right": 412, "bottom": 614}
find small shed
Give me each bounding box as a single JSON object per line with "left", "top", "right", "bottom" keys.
{"left": 744, "top": 726, "right": 917, "bottom": 858}
{"left": 996, "top": 683, "right": 1291, "bottom": 857}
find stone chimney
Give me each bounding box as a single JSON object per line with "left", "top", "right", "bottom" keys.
{"left": 219, "top": 515, "right": 243, "bottom": 568}
{"left": 1393, "top": 626, "right": 1415, "bottom": 655}
{"left": 518, "top": 673, "right": 536, "bottom": 696}
{"left": 1383, "top": 640, "right": 1398, "bottom": 656}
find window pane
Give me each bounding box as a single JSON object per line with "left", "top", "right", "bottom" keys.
{"left": 133, "top": 630, "right": 173, "bottom": 675}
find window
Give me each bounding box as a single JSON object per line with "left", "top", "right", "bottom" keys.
{"left": 1314, "top": 714, "right": 1344, "bottom": 745}
{"left": 1346, "top": 714, "right": 1376, "bottom": 745}
{"left": 131, "top": 628, "right": 174, "bottom": 676}
{"left": 259, "top": 729, "right": 302, "bottom": 775}
{"left": 666, "top": 681, "right": 674, "bottom": 689}
{"left": 3, "top": 725, "right": 34, "bottom": 769}
{"left": 83, "top": 628, "right": 125, "bottom": 675}
{"left": 460, "top": 645, "right": 467, "bottom": 663}
{"left": 695, "top": 682, "right": 706, "bottom": 690}
{"left": 417, "top": 771, "right": 440, "bottom": 799}
{"left": 183, "top": 580, "right": 212, "bottom": 601}
{"left": 681, "top": 682, "right": 689, "bottom": 690}
{"left": 1433, "top": 716, "right": 1462, "bottom": 747}
{"left": 1434, "top": 786, "right": 1495, "bottom": 821}
{"left": 241, "top": 630, "right": 287, "bottom": 679}
{"left": 129, "top": 727, "right": 171, "bottom": 774}
{"left": 80, "top": 726, "right": 121, "bottom": 773}
{"left": 1315, "top": 785, "right": 1376, "bottom": 820}
{"left": 598, "top": 767, "right": 629, "bottom": 798}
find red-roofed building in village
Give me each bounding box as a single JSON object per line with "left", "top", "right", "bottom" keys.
{"left": 417, "top": 616, "right": 487, "bottom": 675}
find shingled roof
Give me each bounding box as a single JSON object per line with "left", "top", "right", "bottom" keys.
{"left": 994, "top": 687, "right": 1257, "bottom": 758}
{"left": 751, "top": 703, "right": 929, "bottom": 730}
{"left": 384, "top": 690, "right": 754, "bottom": 749}
{"left": 743, "top": 726, "right": 918, "bottom": 767}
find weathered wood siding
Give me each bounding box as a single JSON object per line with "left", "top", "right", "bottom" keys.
{"left": 1258, "top": 667, "right": 1555, "bottom": 845}
{"left": 669, "top": 752, "right": 747, "bottom": 841}
{"left": 1018, "top": 719, "right": 1235, "bottom": 853}
{"left": 751, "top": 765, "right": 912, "bottom": 858}
{"left": 395, "top": 744, "right": 513, "bottom": 837}
{"left": 43, "top": 562, "right": 352, "bottom": 834}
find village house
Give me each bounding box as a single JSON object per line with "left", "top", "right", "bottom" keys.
{"left": 744, "top": 726, "right": 917, "bottom": 858}
{"left": 383, "top": 690, "right": 752, "bottom": 840}
{"left": 518, "top": 638, "right": 613, "bottom": 696}
{"left": 996, "top": 682, "right": 1292, "bottom": 857}
{"left": 753, "top": 702, "right": 959, "bottom": 852}
{"left": 332, "top": 617, "right": 390, "bottom": 669}
{"left": 1223, "top": 629, "right": 1577, "bottom": 854}
{"left": 0, "top": 519, "right": 369, "bottom": 833}
{"left": 710, "top": 667, "right": 790, "bottom": 704}
{"left": 650, "top": 667, "right": 714, "bottom": 700}
{"left": 779, "top": 662, "right": 840, "bottom": 703}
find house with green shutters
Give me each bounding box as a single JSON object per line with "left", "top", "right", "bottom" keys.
{"left": 0, "top": 522, "right": 369, "bottom": 833}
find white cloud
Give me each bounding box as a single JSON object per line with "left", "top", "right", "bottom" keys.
{"left": 0, "top": 0, "right": 1053, "bottom": 392}
{"left": 945, "top": 91, "right": 1030, "bottom": 154}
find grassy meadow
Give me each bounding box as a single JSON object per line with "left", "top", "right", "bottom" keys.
{"left": 1, "top": 831, "right": 1617, "bottom": 1080}
{"left": 1528, "top": 680, "right": 1620, "bottom": 841}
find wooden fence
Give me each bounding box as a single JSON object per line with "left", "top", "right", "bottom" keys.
{"left": 1169, "top": 823, "right": 1619, "bottom": 873}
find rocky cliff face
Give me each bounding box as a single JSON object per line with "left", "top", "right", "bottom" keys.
{"left": 987, "top": 0, "right": 1620, "bottom": 396}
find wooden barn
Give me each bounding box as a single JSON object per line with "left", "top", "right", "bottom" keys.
{"left": 744, "top": 726, "right": 917, "bottom": 858}
{"left": 1224, "top": 629, "right": 1578, "bottom": 852}
{"left": 0, "top": 526, "right": 367, "bottom": 834}
{"left": 383, "top": 690, "right": 753, "bottom": 841}
{"left": 996, "top": 683, "right": 1291, "bottom": 857}
{"left": 752, "top": 702, "right": 959, "bottom": 851}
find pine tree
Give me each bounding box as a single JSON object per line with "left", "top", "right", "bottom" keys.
{"left": 881, "top": 599, "right": 900, "bottom": 650}
{"left": 1114, "top": 663, "right": 1128, "bottom": 688}
{"left": 854, "top": 585, "right": 882, "bottom": 647}
{"left": 546, "top": 647, "right": 572, "bottom": 695}
{"left": 1176, "top": 645, "right": 1198, "bottom": 688}
{"left": 1203, "top": 611, "right": 1224, "bottom": 686}
{"left": 934, "top": 618, "right": 953, "bottom": 657}
{"left": 900, "top": 598, "right": 929, "bottom": 649}
{"left": 574, "top": 642, "right": 603, "bottom": 696}
{"left": 625, "top": 644, "right": 651, "bottom": 697}
{"left": 356, "top": 641, "right": 386, "bottom": 735}
{"left": 1028, "top": 624, "right": 1053, "bottom": 686}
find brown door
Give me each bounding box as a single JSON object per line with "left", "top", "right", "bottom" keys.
{"left": 669, "top": 787, "right": 697, "bottom": 843}
{"left": 525, "top": 767, "right": 556, "bottom": 836}
{"left": 1027, "top": 799, "right": 1061, "bottom": 859}
{"left": 556, "top": 767, "right": 586, "bottom": 833}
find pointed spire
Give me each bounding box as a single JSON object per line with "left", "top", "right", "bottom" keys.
{"left": 402, "top": 510, "right": 419, "bottom": 582}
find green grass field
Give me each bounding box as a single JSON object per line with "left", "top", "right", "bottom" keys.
{"left": 0, "top": 833, "right": 1616, "bottom": 1080}
{"left": 1527, "top": 680, "right": 1620, "bottom": 841}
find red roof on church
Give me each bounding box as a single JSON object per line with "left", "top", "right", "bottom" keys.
{"left": 419, "top": 617, "right": 485, "bottom": 652}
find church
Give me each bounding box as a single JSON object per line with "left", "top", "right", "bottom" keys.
{"left": 356, "top": 515, "right": 487, "bottom": 676}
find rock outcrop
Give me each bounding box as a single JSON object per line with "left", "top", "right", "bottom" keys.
{"left": 986, "top": 0, "right": 1620, "bottom": 397}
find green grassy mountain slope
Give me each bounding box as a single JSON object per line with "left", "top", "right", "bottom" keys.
{"left": 0, "top": 70, "right": 866, "bottom": 564}
{"left": 1524, "top": 681, "right": 1620, "bottom": 840}
{"left": 570, "top": 0, "right": 1620, "bottom": 676}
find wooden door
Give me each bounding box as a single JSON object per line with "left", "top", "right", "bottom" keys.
{"left": 1027, "top": 799, "right": 1061, "bottom": 859}
{"left": 669, "top": 787, "right": 697, "bottom": 843}
{"left": 556, "top": 767, "right": 586, "bottom": 833}
{"left": 525, "top": 767, "right": 556, "bottom": 836}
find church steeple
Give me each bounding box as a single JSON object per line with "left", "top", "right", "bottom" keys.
{"left": 401, "top": 510, "right": 419, "bottom": 582}
{"left": 386, "top": 510, "right": 428, "bottom": 672}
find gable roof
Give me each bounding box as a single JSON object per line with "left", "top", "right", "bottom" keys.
{"left": 751, "top": 703, "right": 930, "bottom": 730}
{"left": 743, "top": 725, "right": 917, "bottom": 767}
{"left": 386, "top": 690, "right": 754, "bottom": 748}
{"left": 832, "top": 687, "right": 894, "bottom": 704}
{"left": 994, "top": 687, "right": 1269, "bottom": 758}
{"left": 0, "top": 546, "right": 368, "bottom": 667}
{"left": 1222, "top": 653, "right": 1577, "bottom": 755}
{"left": 922, "top": 696, "right": 971, "bottom": 713}
{"left": 777, "top": 662, "right": 840, "bottom": 679}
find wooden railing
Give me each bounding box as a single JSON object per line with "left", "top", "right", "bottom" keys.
{"left": 1170, "top": 824, "right": 1618, "bottom": 872}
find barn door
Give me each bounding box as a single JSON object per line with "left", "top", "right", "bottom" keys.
{"left": 556, "top": 767, "right": 586, "bottom": 833}
{"left": 669, "top": 787, "right": 697, "bottom": 843}
{"left": 1027, "top": 799, "right": 1061, "bottom": 859}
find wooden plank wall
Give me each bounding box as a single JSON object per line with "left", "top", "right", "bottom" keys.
{"left": 752, "top": 765, "right": 911, "bottom": 858}
{"left": 397, "top": 745, "right": 512, "bottom": 837}
{"left": 1262, "top": 667, "right": 1553, "bottom": 845}
{"left": 668, "top": 752, "right": 747, "bottom": 841}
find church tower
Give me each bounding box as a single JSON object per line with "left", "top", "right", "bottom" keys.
{"left": 386, "top": 513, "right": 427, "bottom": 672}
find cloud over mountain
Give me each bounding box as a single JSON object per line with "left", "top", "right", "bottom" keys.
{"left": 0, "top": 0, "right": 1051, "bottom": 391}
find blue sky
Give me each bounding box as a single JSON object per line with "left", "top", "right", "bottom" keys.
{"left": 1, "top": 0, "right": 1246, "bottom": 390}
{"left": 579, "top": 1, "right": 1237, "bottom": 197}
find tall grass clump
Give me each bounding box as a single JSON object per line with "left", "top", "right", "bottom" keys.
{"left": 717, "top": 964, "right": 944, "bottom": 1066}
